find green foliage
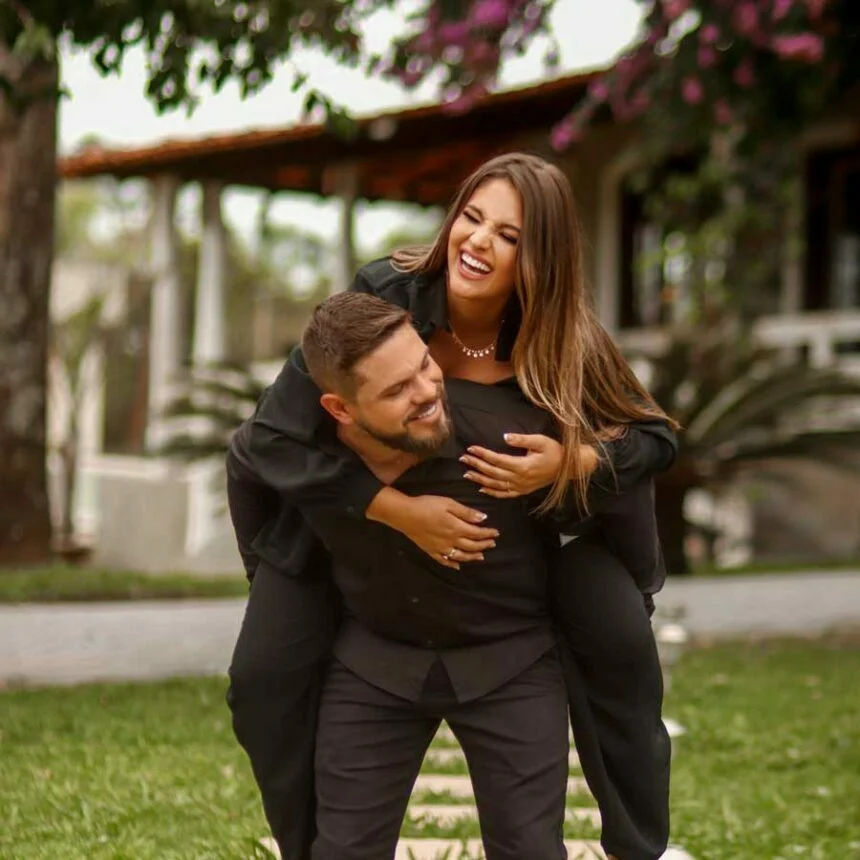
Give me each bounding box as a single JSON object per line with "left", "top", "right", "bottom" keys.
{"left": 0, "top": 565, "right": 247, "bottom": 601}
{"left": 650, "top": 314, "right": 860, "bottom": 480}
{"left": 158, "top": 362, "right": 269, "bottom": 461}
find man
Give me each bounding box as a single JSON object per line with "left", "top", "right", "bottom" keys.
{"left": 269, "top": 292, "right": 571, "bottom": 859}
{"left": 228, "top": 292, "right": 672, "bottom": 860}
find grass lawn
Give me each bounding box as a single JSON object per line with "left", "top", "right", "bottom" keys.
{"left": 1, "top": 638, "right": 858, "bottom": 859}
{"left": 0, "top": 566, "right": 248, "bottom": 603}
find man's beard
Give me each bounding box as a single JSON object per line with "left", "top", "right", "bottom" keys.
{"left": 356, "top": 392, "right": 452, "bottom": 456}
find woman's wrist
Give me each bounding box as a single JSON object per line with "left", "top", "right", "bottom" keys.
{"left": 365, "top": 486, "right": 415, "bottom": 531}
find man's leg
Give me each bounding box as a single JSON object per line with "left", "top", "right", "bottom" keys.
{"left": 552, "top": 534, "right": 671, "bottom": 860}
{"left": 312, "top": 660, "right": 438, "bottom": 860}
{"left": 227, "top": 562, "right": 340, "bottom": 860}
{"left": 449, "top": 651, "right": 569, "bottom": 860}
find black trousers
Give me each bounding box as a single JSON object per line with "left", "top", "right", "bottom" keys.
{"left": 311, "top": 654, "right": 568, "bottom": 860}
{"left": 228, "top": 536, "right": 669, "bottom": 860}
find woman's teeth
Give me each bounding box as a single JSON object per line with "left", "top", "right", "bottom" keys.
{"left": 461, "top": 251, "right": 490, "bottom": 274}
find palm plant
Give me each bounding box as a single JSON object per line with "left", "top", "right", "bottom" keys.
{"left": 157, "top": 362, "right": 271, "bottom": 460}
{"left": 647, "top": 312, "right": 860, "bottom": 573}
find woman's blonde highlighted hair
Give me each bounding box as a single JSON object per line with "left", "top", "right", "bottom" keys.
{"left": 393, "top": 152, "right": 678, "bottom": 512}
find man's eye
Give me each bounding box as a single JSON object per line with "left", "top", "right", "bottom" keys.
{"left": 386, "top": 385, "right": 405, "bottom": 398}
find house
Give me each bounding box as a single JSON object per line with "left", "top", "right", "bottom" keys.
{"left": 55, "top": 70, "right": 860, "bottom": 572}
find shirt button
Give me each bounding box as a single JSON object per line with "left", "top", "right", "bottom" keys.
{"left": 425, "top": 640, "right": 435, "bottom": 647}
{"left": 346, "top": 505, "right": 356, "bottom": 516}
{"left": 410, "top": 597, "right": 419, "bottom": 604}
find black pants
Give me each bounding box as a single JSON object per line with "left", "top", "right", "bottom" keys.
{"left": 311, "top": 655, "right": 568, "bottom": 860}
{"left": 228, "top": 537, "right": 670, "bottom": 860}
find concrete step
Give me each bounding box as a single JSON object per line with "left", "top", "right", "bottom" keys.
{"left": 413, "top": 774, "right": 589, "bottom": 800}
{"left": 407, "top": 804, "right": 601, "bottom": 828}
{"left": 424, "top": 746, "right": 581, "bottom": 771}
{"left": 260, "top": 837, "right": 695, "bottom": 859}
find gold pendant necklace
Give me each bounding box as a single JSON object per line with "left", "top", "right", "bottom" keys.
{"left": 449, "top": 322, "right": 502, "bottom": 359}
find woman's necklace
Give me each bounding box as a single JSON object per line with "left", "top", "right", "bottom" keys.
{"left": 449, "top": 321, "right": 503, "bottom": 360}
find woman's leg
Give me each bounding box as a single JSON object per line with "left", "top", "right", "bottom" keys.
{"left": 551, "top": 534, "right": 671, "bottom": 860}
{"left": 227, "top": 562, "right": 340, "bottom": 860}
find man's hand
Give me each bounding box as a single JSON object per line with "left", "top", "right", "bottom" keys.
{"left": 367, "top": 488, "right": 499, "bottom": 570}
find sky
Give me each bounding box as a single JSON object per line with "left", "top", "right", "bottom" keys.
{"left": 58, "top": 0, "right": 643, "bottom": 254}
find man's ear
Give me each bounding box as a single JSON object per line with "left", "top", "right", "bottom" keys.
{"left": 320, "top": 392, "right": 354, "bottom": 425}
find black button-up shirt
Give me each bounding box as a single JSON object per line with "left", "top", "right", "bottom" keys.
{"left": 300, "top": 377, "right": 566, "bottom": 703}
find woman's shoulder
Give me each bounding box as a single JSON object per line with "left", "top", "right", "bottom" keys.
{"left": 353, "top": 257, "right": 414, "bottom": 296}
{"left": 352, "top": 258, "right": 442, "bottom": 322}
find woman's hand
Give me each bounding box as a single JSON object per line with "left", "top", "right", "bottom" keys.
{"left": 367, "top": 488, "right": 499, "bottom": 569}
{"left": 460, "top": 433, "right": 567, "bottom": 498}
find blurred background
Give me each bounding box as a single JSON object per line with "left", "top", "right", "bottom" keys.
{"left": 1, "top": 1, "right": 859, "bottom": 858}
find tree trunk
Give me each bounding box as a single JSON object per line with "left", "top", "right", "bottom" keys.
{"left": 0, "top": 47, "right": 59, "bottom": 565}
{"left": 655, "top": 469, "right": 694, "bottom": 575}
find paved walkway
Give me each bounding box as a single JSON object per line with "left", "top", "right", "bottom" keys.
{"left": 1, "top": 570, "right": 858, "bottom": 687}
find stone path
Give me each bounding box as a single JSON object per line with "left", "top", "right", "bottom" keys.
{"left": 257, "top": 724, "right": 695, "bottom": 860}
{"left": 3, "top": 570, "right": 858, "bottom": 687}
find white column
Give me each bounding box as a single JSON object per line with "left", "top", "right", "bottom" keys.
{"left": 331, "top": 163, "right": 359, "bottom": 294}
{"left": 146, "top": 174, "right": 183, "bottom": 451}
{"left": 193, "top": 180, "right": 227, "bottom": 367}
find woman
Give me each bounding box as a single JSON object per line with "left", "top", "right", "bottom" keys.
{"left": 229, "top": 153, "right": 678, "bottom": 860}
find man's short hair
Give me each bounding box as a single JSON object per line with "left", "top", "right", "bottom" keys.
{"left": 302, "top": 292, "right": 411, "bottom": 396}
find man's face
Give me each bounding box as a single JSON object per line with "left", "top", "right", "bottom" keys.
{"left": 343, "top": 323, "right": 451, "bottom": 456}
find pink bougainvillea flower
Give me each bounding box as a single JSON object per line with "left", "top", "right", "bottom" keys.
{"left": 733, "top": 59, "right": 756, "bottom": 87}
{"left": 714, "top": 98, "right": 734, "bottom": 124}
{"left": 681, "top": 76, "right": 705, "bottom": 104}
{"left": 438, "top": 20, "right": 471, "bottom": 45}
{"left": 550, "top": 120, "right": 581, "bottom": 151}
{"left": 772, "top": 0, "right": 795, "bottom": 21}
{"left": 803, "top": 0, "right": 830, "bottom": 20}
{"left": 587, "top": 78, "right": 611, "bottom": 102}
{"left": 661, "top": 0, "right": 691, "bottom": 21}
{"left": 699, "top": 23, "right": 721, "bottom": 44}
{"left": 772, "top": 32, "right": 825, "bottom": 62}
{"left": 733, "top": 2, "right": 759, "bottom": 36}
{"left": 470, "top": 0, "right": 512, "bottom": 30}
{"left": 698, "top": 45, "right": 718, "bottom": 68}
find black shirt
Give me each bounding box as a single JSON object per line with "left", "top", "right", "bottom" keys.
{"left": 293, "top": 376, "right": 598, "bottom": 703}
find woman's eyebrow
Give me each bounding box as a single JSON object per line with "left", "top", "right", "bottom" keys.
{"left": 465, "top": 204, "right": 521, "bottom": 232}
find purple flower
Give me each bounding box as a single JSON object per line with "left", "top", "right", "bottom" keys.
{"left": 733, "top": 59, "right": 756, "bottom": 87}
{"left": 587, "top": 78, "right": 611, "bottom": 102}
{"left": 550, "top": 120, "right": 581, "bottom": 151}
{"left": 772, "top": 32, "right": 825, "bottom": 62}
{"left": 698, "top": 45, "right": 718, "bottom": 68}
{"left": 714, "top": 98, "right": 734, "bottom": 124}
{"left": 772, "top": 0, "right": 794, "bottom": 21}
{"left": 438, "top": 20, "right": 471, "bottom": 46}
{"left": 662, "top": 0, "right": 691, "bottom": 22}
{"left": 470, "top": 0, "right": 512, "bottom": 30}
{"left": 699, "top": 23, "right": 721, "bottom": 44}
{"left": 681, "top": 76, "right": 705, "bottom": 104}
{"left": 733, "top": 2, "right": 759, "bottom": 36}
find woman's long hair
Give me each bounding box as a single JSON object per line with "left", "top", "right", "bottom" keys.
{"left": 393, "top": 152, "right": 678, "bottom": 512}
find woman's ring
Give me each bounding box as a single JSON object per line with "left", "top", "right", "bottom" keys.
{"left": 443, "top": 548, "right": 457, "bottom": 560}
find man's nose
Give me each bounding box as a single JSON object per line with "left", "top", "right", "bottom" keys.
{"left": 416, "top": 372, "right": 439, "bottom": 401}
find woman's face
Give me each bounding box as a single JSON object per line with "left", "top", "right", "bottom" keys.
{"left": 446, "top": 178, "right": 522, "bottom": 307}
